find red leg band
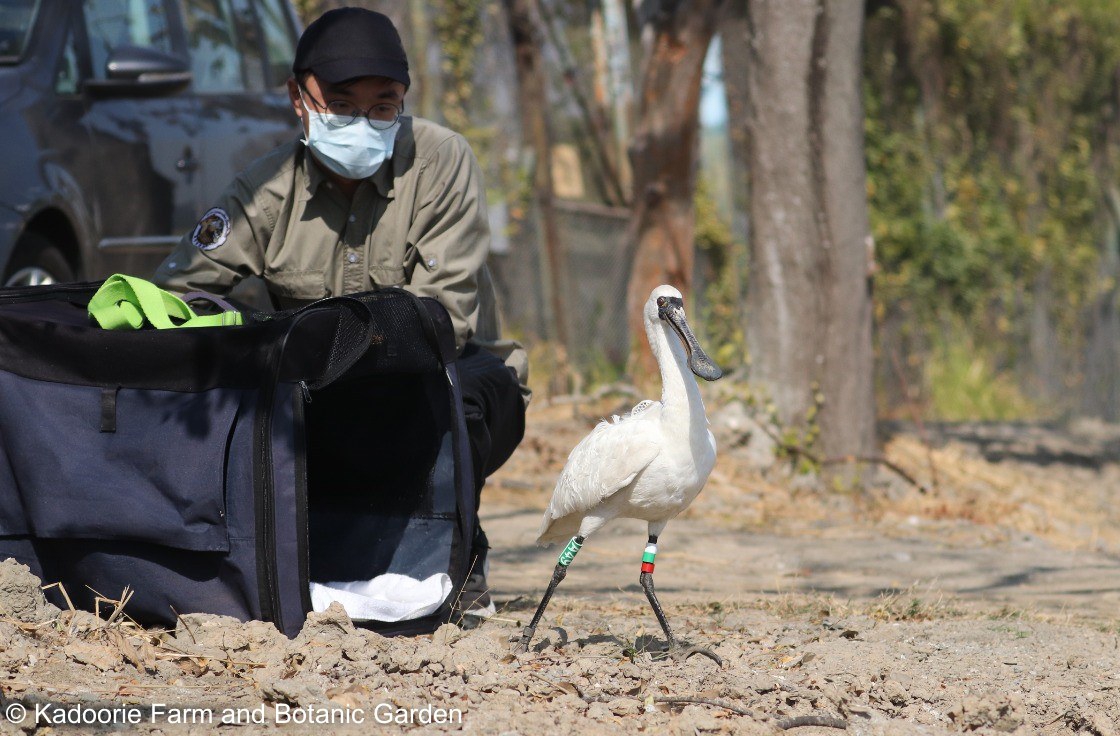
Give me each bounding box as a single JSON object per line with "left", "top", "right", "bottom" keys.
{"left": 641, "top": 561, "right": 655, "bottom": 573}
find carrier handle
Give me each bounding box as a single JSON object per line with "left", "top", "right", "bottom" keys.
{"left": 180, "top": 291, "right": 241, "bottom": 315}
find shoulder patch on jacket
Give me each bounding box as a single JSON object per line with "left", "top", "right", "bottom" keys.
{"left": 191, "top": 208, "right": 232, "bottom": 251}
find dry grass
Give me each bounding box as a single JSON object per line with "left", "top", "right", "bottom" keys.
{"left": 751, "top": 584, "right": 966, "bottom": 623}
{"left": 874, "top": 436, "right": 1120, "bottom": 550}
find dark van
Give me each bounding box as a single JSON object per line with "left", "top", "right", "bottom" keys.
{"left": 0, "top": 0, "right": 302, "bottom": 286}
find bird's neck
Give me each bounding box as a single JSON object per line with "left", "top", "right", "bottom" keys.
{"left": 648, "top": 320, "right": 706, "bottom": 421}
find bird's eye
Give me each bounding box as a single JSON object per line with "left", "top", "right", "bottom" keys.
{"left": 656, "top": 297, "right": 667, "bottom": 307}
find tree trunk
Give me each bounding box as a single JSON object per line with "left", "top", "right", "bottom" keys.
{"left": 504, "top": 0, "right": 569, "bottom": 352}
{"left": 897, "top": 0, "right": 948, "bottom": 218}
{"left": 721, "top": 0, "right": 750, "bottom": 246}
{"left": 741, "top": 0, "right": 876, "bottom": 464}
{"left": 1084, "top": 64, "right": 1120, "bottom": 420}
{"left": 602, "top": 0, "right": 634, "bottom": 195}
{"left": 1081, "top": 180, "right": 1120, "bottom": 420}
{"left": 625, "top": 0, "right": 724, "bottom": 378}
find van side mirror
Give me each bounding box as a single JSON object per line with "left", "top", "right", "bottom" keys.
{"left": 83, "top": 45, "right": 192, "bottom": 96}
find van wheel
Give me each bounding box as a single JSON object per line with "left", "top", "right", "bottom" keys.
{"left": 3, "top": 233, "right": 76, "bottom": 287}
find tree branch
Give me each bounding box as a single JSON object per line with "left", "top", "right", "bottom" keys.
{"left": 775, "top": 714, "right": 849, "bottom": 730}
{"left": 652, "top": 696, "right": 754, "bottom": 716}
{"left": 756, "top": 421, "right": 930, "bottom": 494}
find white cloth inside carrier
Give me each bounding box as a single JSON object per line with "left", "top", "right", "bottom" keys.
{"left": 310, "top": 572, "right": 452, "bottom": 622}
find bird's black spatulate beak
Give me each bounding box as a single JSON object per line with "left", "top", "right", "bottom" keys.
{"left": 657, "top": 297, "right": 723, "bottom": 381}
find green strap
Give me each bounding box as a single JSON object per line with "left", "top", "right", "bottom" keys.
{"left": 88, "top": 274, "right": 242, "bottom": 330}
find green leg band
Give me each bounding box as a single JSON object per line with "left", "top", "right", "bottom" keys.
{"left": 558, "top": 537, "right": 583, "bottom": 567}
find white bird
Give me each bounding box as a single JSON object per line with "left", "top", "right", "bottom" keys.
{"left": 514, "top": 285, "right": 723, "bottom": 663}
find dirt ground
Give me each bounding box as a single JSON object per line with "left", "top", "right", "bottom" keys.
{"left": 1, "top": 391, "right": 1119, "bottom": 735}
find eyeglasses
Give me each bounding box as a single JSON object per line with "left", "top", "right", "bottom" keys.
{"left": 300, "top": 87, "right": 402, "bottom": 130}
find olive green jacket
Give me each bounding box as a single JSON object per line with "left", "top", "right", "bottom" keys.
{"left": 153, "top": 116, "right": 527, "bottom": 387}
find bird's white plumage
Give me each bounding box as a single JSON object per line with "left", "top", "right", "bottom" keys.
{"left": 537, "top": 285, "right": 718, "bottom": 544}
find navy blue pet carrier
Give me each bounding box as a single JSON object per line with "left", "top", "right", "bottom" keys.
{"left": 0, "top": 282, "right": 474, "bottom": 637}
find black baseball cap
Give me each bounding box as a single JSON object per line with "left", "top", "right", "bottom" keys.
{"left": 293, "top": 8, "right": 410, "bottom": 87}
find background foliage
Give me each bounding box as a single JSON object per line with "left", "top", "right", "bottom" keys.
{"left": 292, "top": 1, "right": 1120, "bottom": 423}
{"left": 865, "top": 0, "right": 1120, "bottom": 420}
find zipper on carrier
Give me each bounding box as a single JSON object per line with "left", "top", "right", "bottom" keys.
{"left": 0, "top": 281, "right": 103, "bottom": 303}
{"left": 292, "top": 388, "right": 313, "bottom": 618}
{"left": 254, "top": 373, "right": 284, "bottom": 633}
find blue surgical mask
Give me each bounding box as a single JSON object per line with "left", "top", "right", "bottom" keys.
{"left": 300, "top": 92, "right": 399, "bottom": 180}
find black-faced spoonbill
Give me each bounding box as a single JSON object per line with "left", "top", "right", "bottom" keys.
{"left": 514, "top": 285, "right": 724, "bottom": 663}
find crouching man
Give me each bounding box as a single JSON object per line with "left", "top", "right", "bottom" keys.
{"left": 153, "top": 7, "right": 525, "bottom": 619}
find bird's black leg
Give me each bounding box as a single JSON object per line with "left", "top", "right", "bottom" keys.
{"left": 514, "top": 535, "right": 583, "bottom": 653}
{"left": 638, "top": 535, "right": 722, "bottom": 666}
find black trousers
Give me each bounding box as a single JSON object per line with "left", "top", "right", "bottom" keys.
{"left": 457, "top": 344, "right": 526, "bottom": 554}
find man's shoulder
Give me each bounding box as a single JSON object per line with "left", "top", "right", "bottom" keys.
{"left": 406, "top": 117, "right": 473, "bottom": 161}
{"left": 235, "top": 139, "right": 302, "bottom": 193}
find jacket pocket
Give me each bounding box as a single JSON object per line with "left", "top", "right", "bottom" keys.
{"left": 266, "top": 269, "right": 328, "bottom": 300}
{"left": 0, "top": 373, "right": 239, "bottom": 552}
{"left": 371, "top": 265, "right": 406, "bottom": 288}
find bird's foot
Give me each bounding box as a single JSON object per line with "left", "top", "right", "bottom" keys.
{"left": 512, "top": 626, "right": 537, "bottom": 654}
{"left": 665, "top": 642, "right": 723, "bottom": 666}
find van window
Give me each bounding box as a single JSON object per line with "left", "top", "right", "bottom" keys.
{"left": 229, "top": 0, "right": 266, "bottom": 92}
{"left": 55, "top": 27, "right": 81, "bottom": 94}
{"left": 0, "top": 0, "right": 40, "bottom": 62}
{"left": 181, "top": 0, "right": 245, "bottom": 92}
{"left": 83, "top": 0, "right": 175, "bottom": 79}
{"left": 253, "top": 0, "right": 295, "bottom": 87}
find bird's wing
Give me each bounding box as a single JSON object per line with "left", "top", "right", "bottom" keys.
{"left": 541, "top": 415, "right": 661, "bottom": 524}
